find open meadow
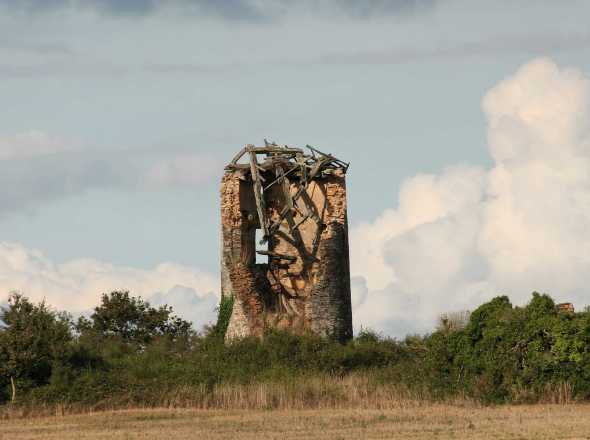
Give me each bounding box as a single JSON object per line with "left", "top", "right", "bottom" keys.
{"left": 2, "top": 404, "right": 590, "bottom": 440}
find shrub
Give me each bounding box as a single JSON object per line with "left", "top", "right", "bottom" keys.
{"left": 3, "top": 290, "right": 590, "bottom": 407}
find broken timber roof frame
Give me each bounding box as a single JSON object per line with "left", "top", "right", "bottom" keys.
{"left": 225, "top": 141, "right": 349, "bottom": 256}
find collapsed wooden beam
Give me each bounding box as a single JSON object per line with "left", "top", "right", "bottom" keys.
{"left": 256, "top": 250, "right": 297, "bottom": 262}
{"left": 230, "top": 142, "right": 349, "bottom": 246}
{"left": 248, "top": 145, "right": 269, "bottom": 240}
{"left": 263, "top": 165, "right": 298, "bottom": 191}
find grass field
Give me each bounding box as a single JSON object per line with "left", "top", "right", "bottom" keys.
{"left": 2, "top": 404, "right": 590, "bottom": 440}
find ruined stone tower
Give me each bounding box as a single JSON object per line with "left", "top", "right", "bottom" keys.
{"left": 220, "top": 141, "right": 352, "bottom": 342}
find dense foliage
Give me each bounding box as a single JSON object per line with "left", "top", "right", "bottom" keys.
{"left": 76, "top": 290, "right": 194, "bottom": 347}
{"left": 1, "top": 290, "right": 590, "bottom": 407}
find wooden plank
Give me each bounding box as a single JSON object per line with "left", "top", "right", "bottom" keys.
{"left": 263, "top": 165, "right": 298, "bottom": 191}
{"left": 229, "top": 145, "right": 248, "bottom": 165}
{"left": 249, "top": 146, "right": 303, "bottom": 155}
{"left": 291, "top": 213, "right": 310, "bottom": 231}
{"left": 268, "top": 205, "right": 291, "bottom": 235}
{"left": 224, "top": 163, "right": 251, "bottom": 170}
{"left": 248, "top": 147, "right": 269, "bottom": 240}
{"left": 306, "top": 144, "right": 349, "bottom": 171}
{"left": 277, "top": 166, "right": 294, "bottom": 211}
{"left": 255, "top": 165, "right": 267, "bottom": 182}
{"left": 296, "top": 152, "right": 308, "bottom": 186}
{"left": 256, "top": 250, "right": 297, "bottom": 262}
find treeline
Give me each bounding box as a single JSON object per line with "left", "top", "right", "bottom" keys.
{"left": 1, "top": 290, "right": 590, "bottom": 411}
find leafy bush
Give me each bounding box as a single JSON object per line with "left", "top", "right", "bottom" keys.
{"left": 3, "top": 290, "right": 590, "bottom": 407}
{"left": 0, "top": 293, "right": 74, "bottom": 402}
{"left": 76, "top": 291, "right": 194, "bottom": 348}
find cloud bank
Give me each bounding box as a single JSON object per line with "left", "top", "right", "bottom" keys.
{"left": 0, "top": 132, "right": 220, "bottom": 216}
{"left": 4, "top": 57, "right": 589, "bottom": 338}
{"left": 320, "top": 32, "right": 590, "bottom": 66}
{"left": 0, "top": 241, "right": 219, "bottom": 329}
{"left": 351, "top": 58, "right": 590, "bottom": 336}
{"left": 0, "top": 0, "right": 437, "bottom": 21}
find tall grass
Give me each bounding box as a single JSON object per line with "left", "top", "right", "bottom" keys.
{"left": 0, "top": 373, "right": 476, "bottom": 419}
{"left": 162, "top": 374, "right": 434, "bottom": 410}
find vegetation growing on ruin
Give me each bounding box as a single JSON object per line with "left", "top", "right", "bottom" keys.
{"left": 209, "top": 295, "right": 234, "bottom": 340}
{"left": 1, "top": 290, "right": 589, "bottom": 412}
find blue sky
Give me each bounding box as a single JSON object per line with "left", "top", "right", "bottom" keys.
{"left": 2, "top": 0, "right": 590, "bottom": 335}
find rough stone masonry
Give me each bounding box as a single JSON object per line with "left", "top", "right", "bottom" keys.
{"left": 220, "top": 141, "right": 352, "bottom": 342}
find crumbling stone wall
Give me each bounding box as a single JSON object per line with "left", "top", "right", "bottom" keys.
{"left": 220, "top": 144, "right": 352, "bottom": 342}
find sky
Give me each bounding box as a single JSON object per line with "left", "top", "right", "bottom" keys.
{"left": 1, "top": 0, "right": 590, "bottom": 336}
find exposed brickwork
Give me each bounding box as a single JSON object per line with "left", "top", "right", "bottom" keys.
{"left": 557, "top": 302, "right": 575, "bottom": 313}
{"left": 220, "top": 145, "right": 352, "bottom": 342}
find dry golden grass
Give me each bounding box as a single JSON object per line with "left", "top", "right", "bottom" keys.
{"left": 0, "top": 374, "right": 447, "bottom": 417}
{"left": 2, "top": 404, "right": 590, "bottom": 440}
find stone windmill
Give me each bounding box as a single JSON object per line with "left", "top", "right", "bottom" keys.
{"left": 220, "top": 141, "right": 352, "bottom": 342}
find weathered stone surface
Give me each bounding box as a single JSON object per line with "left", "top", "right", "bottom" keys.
{"left": 220, "top": 144, "right": 352, "bottom": 342}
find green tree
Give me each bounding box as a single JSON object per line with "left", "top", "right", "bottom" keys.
{"left": 77, "top": 291, "right": 194, "bottom": 347}
{"left": 0, "top": 293, "right": 72, "bottom": 402}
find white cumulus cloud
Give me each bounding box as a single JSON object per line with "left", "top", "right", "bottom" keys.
{"left": 5, "top": 57, "right": 589, "bottom": 338}
{"left": 0, "top": 242, "right": 219, "bottom": 330}
{"left": 350, "top": 58, "right": 590, "bottom": 336}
